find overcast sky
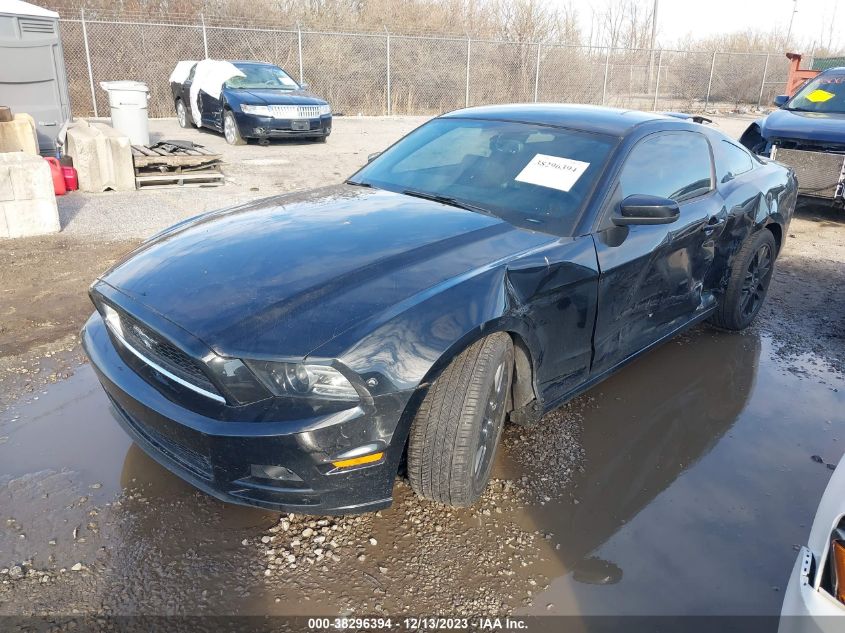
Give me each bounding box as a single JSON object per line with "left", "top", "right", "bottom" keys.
{"left": 570, "top": 0, "right": 843, "bottom": 50}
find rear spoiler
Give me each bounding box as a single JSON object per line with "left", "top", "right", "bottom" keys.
{"left": 663, "top": 112, "right": 713, "bottom": 125}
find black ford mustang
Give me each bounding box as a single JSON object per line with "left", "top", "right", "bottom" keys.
{"left": 82, "top": 105, "right": 796, "bottom": 514}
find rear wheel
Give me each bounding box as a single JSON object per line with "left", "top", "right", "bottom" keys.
{"left": 711, "top": 229, "right": 777, "bottom": 330}
{"left": 175, "top": 99, "right": 191, "bottom": 128}
{"left": 407, "top": 333, "right": 513, "bottom": 506}
{"left": 223, "top": 110, "right": 246, "bottom": 145}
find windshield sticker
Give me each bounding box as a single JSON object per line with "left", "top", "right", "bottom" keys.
{"left": 515, "top": 154, "right": 590, "bottom": 192}
{"left": 806, "top": 89, "right": 835, "bottom": 103}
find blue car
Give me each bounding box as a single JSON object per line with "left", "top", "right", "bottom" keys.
{"left": 170, "top": 60, "right": 332, "bottom": 145}
{"left": 740, "top": 66, "right": 845, "bottom": 207}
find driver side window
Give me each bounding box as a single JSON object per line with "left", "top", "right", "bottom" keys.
{"left": 619, "top": 132, "right": 713, "bottom": 203}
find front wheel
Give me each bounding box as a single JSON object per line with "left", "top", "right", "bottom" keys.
{"left": 407, "top": 333, "right": 513, "bottom": 507}
{"left": 711, "top": 229, "right": 777, "bottom": 330}
{"left": 223, "top": 110, "right": 246, "bottom": 145}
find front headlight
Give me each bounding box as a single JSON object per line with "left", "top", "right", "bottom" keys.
{"left": 241, "top": 104, "right": 272, "bottom": 116}
{"left": 319, "top": 104, "right": 331, "bottom": 116}
{"left": 100, "top": 302, "right": 124, "bottom": 338}
{"left": 246, "top": 360, "right": 359, "bottom": 402}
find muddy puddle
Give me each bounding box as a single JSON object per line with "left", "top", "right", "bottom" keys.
{"left": 1, "top": 327, "right": 842, "bottom": 616}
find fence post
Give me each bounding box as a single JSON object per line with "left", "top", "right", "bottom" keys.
{"left": 652, "top": 49, "right": 663, "bottom": 111}
{"left": 200, "top": 13, "right": 209, "bottom": 58}
{"left": 533, "top": 42, "right": 541, "bottom": 102}
{"left": 465, "top": 36, "right": 471, "bottom": 108}
{"left": 385, "top": 27, "right": 391, "bottom": 116}
{"left": 602, "top": 46, "right": 611, "bottom": 105}
{"left": 297, "top": 24, "right": 304, "bottom": 84}
{"left": 757, "top": 52, "right": 770, "bottom": 109}
{"left": 704, "top": 51, "right": 716, "bottom": 111}
{"left": 80, "top": 8, "right": 98, "bottom": 118}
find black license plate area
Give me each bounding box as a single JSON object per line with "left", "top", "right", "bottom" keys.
{"left": 291, "top": 119, "right": 309, "bottom": 131}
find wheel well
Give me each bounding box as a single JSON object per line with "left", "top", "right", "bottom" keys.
{"left": 765, "top": 222, "right": 783, "bottom": 254}
{"left": 393, "top": 329, "right": 538, "bottom": 474}
{"left": 509, "top": 333, "right": 536, "bottom": 412}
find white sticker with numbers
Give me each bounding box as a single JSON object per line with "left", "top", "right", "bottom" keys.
{"left": 514, "top": 154, "right": 590, "bottom": 192}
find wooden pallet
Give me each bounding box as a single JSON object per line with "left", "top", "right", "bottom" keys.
{"left": 131, "top": 143, "right": 224, "bottom": 189}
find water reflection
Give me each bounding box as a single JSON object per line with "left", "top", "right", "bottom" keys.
{"left": 551, "top": 330, "right": 760, "bottom": 566}
{"left": 521, "top": 328, "right": 843, "bottom": 616}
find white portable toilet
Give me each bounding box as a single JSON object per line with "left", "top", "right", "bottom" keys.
{"left": 99, "top": 80, "right": 150, "bottom": 145}
{"left": 0, "top": 0, "right": 71, "bottom": 155}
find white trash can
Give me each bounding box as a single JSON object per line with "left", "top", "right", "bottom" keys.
{"left": 99, "top": 80, "right": 150, "bottom": 145}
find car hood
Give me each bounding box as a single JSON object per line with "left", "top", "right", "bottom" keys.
{"left": 230, "top": 88, "right": 327, "bottom": 106}
{"left": 760, "top": 108, "right": 845, "bottom": 145}
{"left": 99, "top": 185, "right": 550, "bottom": 359}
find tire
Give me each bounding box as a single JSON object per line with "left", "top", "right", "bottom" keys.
{"left": 711, "top": 229, "right": 777, "bottom": 331}
{"left": 223, "top": 110, "right": 246, "bottom": 145}
{"left": 407, "top": 333, "right": 514, "bottom": 506}
{"left": 175, "top": 99, "right": 191, "bottom": 129}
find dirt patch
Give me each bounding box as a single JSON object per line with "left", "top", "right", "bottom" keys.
{"left": 756, "top": 204, "right": 845, "bottom": 374}
{"left": 0, "top": 236, "right": 137, "bottom": 358}
{"left": 0, "top": 237, "right": 137, "bottom": 410}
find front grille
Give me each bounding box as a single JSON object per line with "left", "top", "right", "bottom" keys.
{"left": 111, "top": 396, "right": 213, "bottom": 480}
{"left": 269, "top": 105, "right": 321, "bottom": 119}
{"left": 772, "top": 147, "right": 845, "bottom": 199}
{"left": 115, "top": 309, "right": 219, "bottom": 396}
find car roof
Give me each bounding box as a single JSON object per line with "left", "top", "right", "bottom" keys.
{"left": 819, "top": 66, "right": 845, "bottom": 76}
{"left": 441, "top": 104, "right": 674, "bottom": 136}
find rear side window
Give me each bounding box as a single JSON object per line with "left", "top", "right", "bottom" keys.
{"left": 619, "top": 132, "right": 713, "bottom": 203}
{"left": 714, "top": 140, "right": 754, "bottom": 183}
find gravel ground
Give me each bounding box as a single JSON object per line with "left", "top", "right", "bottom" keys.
{"left": 58, "top": 116, "right": 428, "bottom": 240}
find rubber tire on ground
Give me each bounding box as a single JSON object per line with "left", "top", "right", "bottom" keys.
{"left": 175, "top": 100, "right": 191, "bottom": 129}
{"left": 711, "top": 229, "right": 777, "bottom": 331}
{"left": 407, "top": 333, "right": 514, "bottom": 507}
{"left": 223, "top": 110, "right": 246, "bottom": 145}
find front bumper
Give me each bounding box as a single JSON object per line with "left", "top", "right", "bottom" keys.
{"left": 233, "top": 111, "right": 332, "bottom": 139}
{"left": 82, "top": 313, "right": 408, "bottom": 514}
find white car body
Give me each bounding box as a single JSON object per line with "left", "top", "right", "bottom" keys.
{"left": 780, "top": 454, "right": 845, "bottom": 632}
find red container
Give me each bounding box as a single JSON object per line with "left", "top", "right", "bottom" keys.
{"left": 61, "top": 165, "right": 78, "bottom": 191}
{"left": 45, "top": 157, "right": 66, "bottom": 196}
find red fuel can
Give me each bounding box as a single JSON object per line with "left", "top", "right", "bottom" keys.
{"left": 62, "top": 165, "right": 78, "bottom": 191}
{"left": 45, "top": 157, "right": 66, "bottom": 196}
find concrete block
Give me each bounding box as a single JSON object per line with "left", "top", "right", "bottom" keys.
{"left": 0, "top": 153, "right": 60, "bottom": 238}
{"left": 0, "top": 114, "right": 39, "bottom": 155}
{"left": 65, "top": 119, "right": 135, "bottom": 192}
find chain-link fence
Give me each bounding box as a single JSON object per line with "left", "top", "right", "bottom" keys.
{"left": 58, "top": 12, "right": 794, "bottom": 120}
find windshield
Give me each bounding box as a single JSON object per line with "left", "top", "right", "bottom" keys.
{"left": 349, "top": 118, "right": 615, "bottom": 236}
{"left": 227, "top": 64, "right": 300, "bottom": 90}
{"left": 787, "top": 73, "right": 845, "bottom": 113}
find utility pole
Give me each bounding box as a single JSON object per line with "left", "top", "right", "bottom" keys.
{"left": 648, "top": 0, "right": 659, "bottom": 89}
{"left": 650, "top": 0, "right": 659, "bottom": 52}
{"left": 785, "top": 0, "right": 798, "bottom": 50}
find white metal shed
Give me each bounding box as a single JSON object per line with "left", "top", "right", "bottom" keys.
{"left": 0, "top": 0, "right": 71, "bottom": 154}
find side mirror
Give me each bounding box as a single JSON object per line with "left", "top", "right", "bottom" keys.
{"left": 773, "top": 95, "right": 789, "bottom": 107}
{"left": 300, "top": 82, "right": 310, "bottom": 90}
{"left": 367, "top": 151, "right": 382, "bottom": 163}
{"left": 721, "top": 171, "right": 735, "bottom": 184}
{"left": 613, "top": 194, "right": 680, "bottom": 226}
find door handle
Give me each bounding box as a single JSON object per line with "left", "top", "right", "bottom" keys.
{"left": 703, "top": 217, "right": 725, "bottom": 235}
